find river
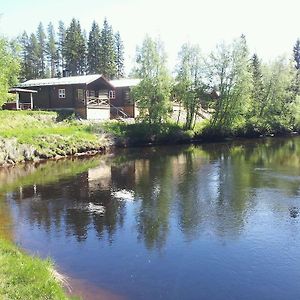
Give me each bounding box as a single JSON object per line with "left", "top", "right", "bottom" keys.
{"left": 1, "top": 137, "right": 300, "bottom": 299}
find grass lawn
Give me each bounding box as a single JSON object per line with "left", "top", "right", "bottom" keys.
{"left": 0, "top": 111, "right": 108, "bottom": 162}
{"left": 0, "top": 239, "right": 73, "bottom": 300}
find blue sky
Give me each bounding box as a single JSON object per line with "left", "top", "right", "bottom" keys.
{"left": 1, "top": 0, "right": 299, "bottom": 72}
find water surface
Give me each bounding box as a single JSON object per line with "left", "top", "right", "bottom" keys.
{"left": 1, "top": 137, "right": 300, "bottom": 299}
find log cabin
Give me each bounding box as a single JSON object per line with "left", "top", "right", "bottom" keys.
{"left": 5, "top": 75, "right": 141, "bottom": 120}
{"left": 14, "top": 74, "right": 114, "bottom": 120}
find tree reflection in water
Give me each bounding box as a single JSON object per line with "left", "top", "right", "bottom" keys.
{"left": 1, "top": 137, "right": 300, "bottom": 249}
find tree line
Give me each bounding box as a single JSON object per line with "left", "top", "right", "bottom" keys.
{"left": 1, "top": 22, "right": 300, "bottom": 137}
{"left": 132, "top": 35, "right": 300, "bottom": 135}
{"left": 19, "top": 18, "right": 125, "bottom": 80}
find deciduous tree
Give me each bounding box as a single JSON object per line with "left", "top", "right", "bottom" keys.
{"left": 174, "top": 43, "right": 205, "bottom": 129}
{"left": 132, "top": 36, "right": 172, "bottom": 123}
{"left": 0, "top": 37, "right": 20, "bottom": 106}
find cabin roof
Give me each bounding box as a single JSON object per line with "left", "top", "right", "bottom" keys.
{"left": 9, "top": 88, "right": 38, "bottom": 93}
{"left": 18, "top": 74, "right": 111, "bottom": 87}
{"left": 110, "top": 79, "right": 141, "bottom": 88}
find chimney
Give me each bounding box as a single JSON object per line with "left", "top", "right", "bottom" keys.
{"left": 62, "top": 70, "right": 70, "bottom": 77}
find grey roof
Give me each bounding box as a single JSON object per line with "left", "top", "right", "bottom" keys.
{"left": 18, "top": 74, "right": 105, "bottom": 87}
{"left": 9, "top": 88, "right": 38, "bottom": 93}
{"left": 110, "top": 79, "right": 141, "bottom": 88}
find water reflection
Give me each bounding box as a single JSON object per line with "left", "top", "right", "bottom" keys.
{"left": 1, "top": 137, "right": 299, "bottom": 248}
{"left": 1, "top": 137, "right": 300, "bottom": 299}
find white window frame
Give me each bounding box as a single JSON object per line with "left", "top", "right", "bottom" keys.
{"left": 58, "top": 88, "right": 66, "bottom": 99}
{"left": 109, "top": 90, "right": 115, "bottom": 99}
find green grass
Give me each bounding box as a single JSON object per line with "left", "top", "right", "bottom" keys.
{"left": 0, "top": 111, "right": 97, "bottom": 145}
{"left": 0, "top": 111, "right": 109, "bottom": 163}
{"left": 0, "top": 239, "right": 72, "bottom": 300}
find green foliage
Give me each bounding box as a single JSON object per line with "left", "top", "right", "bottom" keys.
{"left": 57, "top": 20, "right": 66, "bottom": 76}
{"left": 36, "top": 22, "right": 47, "bottom": 78}
{"left": 207, "top": 35, "right": 252, "bottom": 133}
{"left": 174, "top": 43, "right": 205, "bottom": 129}
{"left": 115, "top": 31, "right": 125, "bottom": 78}
{"left": 87, "top": 21, "right": 101, "bottom": 74}
{"left": 99, "top": 18, "right": 117, "bottom": 79}
{"left": 249, "top": 53, "right": 265, "bottom": 117}
{"left": 0, "top": 239, "right": 72, "bottom": 300}
{"left": 92, "top": 121, "right": 193, "bottom": 146}
{"left": 47, "top": 22, "right": 59, "bottom": 78}
{"left": 0, "top": 37, "right": 20, "bottom": 106}
{"left": 63, "top": 18, "right": 86, "bottom": 75}
{"left": 132, "top": 36, "right": 172, "bottom": 123}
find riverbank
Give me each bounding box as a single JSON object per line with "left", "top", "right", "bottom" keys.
{"left": 0, "top": 239, "right": 72, "bottom": 300}
{"left": 0, "top": 111, "right": 194, "bottom": 166}
{"left": 0, "top": 111, "right": 109, "bottom": 166}
{"left": 0, "top": 110, "right": 298, "bottom": 167}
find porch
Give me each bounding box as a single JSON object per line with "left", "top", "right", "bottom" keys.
{"left": 2, "top": 88, "right": 37, "bottom": 110}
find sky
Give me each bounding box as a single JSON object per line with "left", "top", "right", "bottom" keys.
{"left": 0, "top": 0, "right": 299, "bottom": 73}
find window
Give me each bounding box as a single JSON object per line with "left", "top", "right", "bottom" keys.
{"left": 58, "top": 89, "right": 65, "bottom": 99}
{"left": 77, "top": 89, "right": 84, "bottom": 101}
{"left": 109, "top": 90, "right": 115, "bottom": 99}
{"left": 88, "top": 90, "right": 95, "bottom": 97}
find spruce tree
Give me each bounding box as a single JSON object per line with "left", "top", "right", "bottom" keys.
{"left": 57, "top": 21, "right": 66, "bottom": 76}
{"left": 293, "top": 39, "right": 300, "bottom": 70}
{"left": 87, "top": 21, "right": 101, "bottom": 74}
{"left": 47, "top": 22, "right": 58, "bottom": 78}
{"left": 293, "top": 39, "right": 300, "bottom": 95}
{"left": 99, "top": 18, "right": 117, "bottom": 79}
{"left": 250, "top": 53, "right": 265, "bottom": 116}
{"left": 63, "top": 18, "right": 86, "bottom": 75}
{"left": 115, "top": 31, "right": 125, "bottom": 78}
{"left": 36, "top": 22, "right": 47, "bottom": 78}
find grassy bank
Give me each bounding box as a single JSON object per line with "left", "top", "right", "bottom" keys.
{"left": 0, "top": 111, "right": 109, "bottom": 165}
{"left": 0, "top": 111, "right": 197, "bottom": 165}
{"left": 0, "top": 239, "right": 72, "bottom": 300}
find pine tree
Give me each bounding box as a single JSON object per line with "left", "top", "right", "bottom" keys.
{"left": 63, "top": 18, "right": 86, "bottom": 75}
{"left": 47, "top": 22, "right": 58, "bottom": 78}
{"left": 87, "top": 21, "right": 101, "bottom": 74}
{"left": 115, "top": 31, "right": 125, "bottom": 78}
{"left": 19, "top": 31, "right": 31, "bottom": 80}
{"left": 57, "top": 20, "right": 66, "bottom": 76}
{"left": 36, "top": 22, "right": 47, "bottom": 78}
{"left": 28, "top": 33, "right": 40, "bottom": 79}
{"left": 99, "top": 18, "right": 117, "bottom": 79}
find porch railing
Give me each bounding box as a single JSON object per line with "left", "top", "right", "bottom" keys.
{"left": 86, "top": 95, "right": 109, "bottom": 107}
